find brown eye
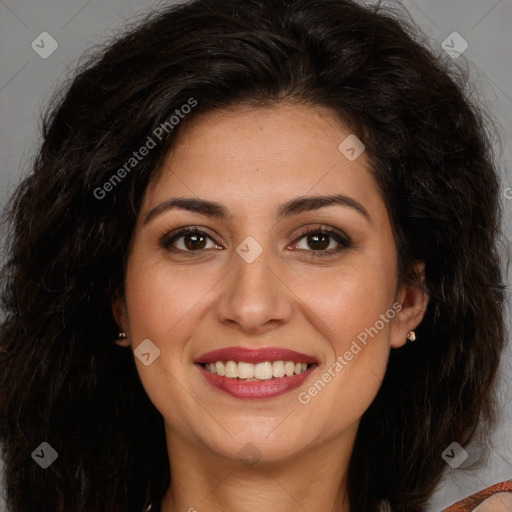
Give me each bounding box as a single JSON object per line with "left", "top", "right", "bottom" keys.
{"left": 182, "top": 233, "right": 207, "bottom": 250}
{"left": 305, "top": 233, "right": 330, "bottom": 250}
{"left": 160, "top": 228, "right": 222, "bottom": 253}
{"left": 293, "top": 227, "right": 351, "bottom": 257}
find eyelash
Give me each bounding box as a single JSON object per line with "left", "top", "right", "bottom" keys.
{"left": 158, "top": 225, "right": 351, "bottom": 258}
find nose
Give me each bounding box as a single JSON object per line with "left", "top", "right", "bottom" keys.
{"left": 214, "top": 247, "right": 293, "bottom": 335}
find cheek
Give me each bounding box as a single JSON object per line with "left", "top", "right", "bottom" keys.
{"left": 290, "top": 259, "right": 397, "bottom": 353}
{"left": 295, "top": 277, "right": 393, "bottom": 432}
{"left": 291, "top": 258, "right": 396, "bottom": 427}
{"left": 123, "top": 257, "right": 214, "bottom": 430}
{"left": 124, "top": 257, "right": 218, "bottom": 346}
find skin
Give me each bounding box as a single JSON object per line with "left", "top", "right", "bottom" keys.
{"left": 113, "top": 103, "right": 429, "bottom": 512}
{"left": 473, "top": 494, "right": 512, "bottom": 511}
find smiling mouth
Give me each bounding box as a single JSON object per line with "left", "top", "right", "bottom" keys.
{"left": 202, "top": 360, "right": 311, "bottom": 380}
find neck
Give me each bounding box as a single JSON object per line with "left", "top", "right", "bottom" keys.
{"left": 160, "top": 426, "right": 356, "bottom": 512}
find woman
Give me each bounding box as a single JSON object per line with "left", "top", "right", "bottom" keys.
{"left": 0, "top": 0, "right": 509, "bottom": 510}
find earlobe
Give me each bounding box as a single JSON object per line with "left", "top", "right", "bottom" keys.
{"left": 390, "top": 263, "right": 429, "bottom": 348}
{"left": 112, "top": 293, "right": 131, "bottom": 347}
{"left": 115, "top": 332, "right": 130, "bottom": 347}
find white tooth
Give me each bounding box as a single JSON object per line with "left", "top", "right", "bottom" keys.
{"left": 211, "top": 360, "right": 306, "bottom": 379}
{"left": 225, "top": 360, "right": 238, "bottom": 378}
{"left": 238, "top": 362, "right": 255, "bottom": 379}
{"left": 254, "top": 362, "right": 273, "bottom": 380}
{"left": 272, "top": 360, "right": 285, "bottom": 378}
{"left": 216, "top": 361, "right": 225, "bottom": 376}
{"left": 284, "top": 361, "right": 295, "bottom": 376}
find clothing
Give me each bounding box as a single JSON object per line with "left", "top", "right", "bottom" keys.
{"left": 440, "top": 480, "right": 512, "bottom": 511}
{"left": 142, "top": 480, "right": 512, "bottom": 511}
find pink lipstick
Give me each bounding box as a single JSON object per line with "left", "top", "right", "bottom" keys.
{"left": 195, "top": 346, "right": 318, "bottom": 399}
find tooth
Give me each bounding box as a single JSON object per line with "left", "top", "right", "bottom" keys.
{"left": 254, "top": 362, "right": 273, "bottom": 380}
{"left": 284, "top": 361, "right": 295, "bottom": 376}
{"left": 216, "top": 361, "right": 225, "bottom": 376}
{"left": 225, "top": 360, "right": 238, "bottom": 378}
{"left": 238, "top": 362, "right": 255, "bottom": 379}
{"left": 272, "top": 360, "right": 285, "bottom": 378}
{"left": 210, "top": 360, "right": 309, "bottom": 379}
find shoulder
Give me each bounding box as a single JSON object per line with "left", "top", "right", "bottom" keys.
{"left": 441, "top": 480, "right": 512, "bottom": 511}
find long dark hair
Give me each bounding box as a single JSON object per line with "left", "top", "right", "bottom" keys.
{"left": 0, "top": 0, "right": 506, "bottom": 510}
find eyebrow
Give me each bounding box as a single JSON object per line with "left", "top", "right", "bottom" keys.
{"left": 143, "top": 194, "right": 371, "bottom": 226}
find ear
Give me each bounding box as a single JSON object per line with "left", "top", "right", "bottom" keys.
{"left": 390, "top": 262, "right": 429, "bottom": 349}
{"left": 112, "top": 292, "right": 131, "bottom": 347}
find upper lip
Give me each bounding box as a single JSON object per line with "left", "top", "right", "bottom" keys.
{"left": 195, "top": 346, "right": 318, "bottom": 365}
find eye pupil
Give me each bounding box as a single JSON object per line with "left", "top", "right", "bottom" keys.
{"left": 308, "top": 234, "right": 329, "bottom": 250}
{"left": 185, "top": 233, "right": 206, "bottom": 250}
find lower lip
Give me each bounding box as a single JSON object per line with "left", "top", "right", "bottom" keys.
{"left": 196, "top": 363, "right": 317, "bottom": 399}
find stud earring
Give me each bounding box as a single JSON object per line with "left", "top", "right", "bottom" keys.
{"left": 406, "top": 330, "right": 416, "bottom": 342}
{"left": 115, "top": 331, "right": 130, "bottom": 347}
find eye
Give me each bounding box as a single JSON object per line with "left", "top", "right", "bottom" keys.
{"left": 292, "top": 227, "right": 351, "bottom": 257}
{"left": 159, "top": 227, "right": 223, "bottom": 253}
{"left": 158, "top": 225, "right": 351, "bottom": 257}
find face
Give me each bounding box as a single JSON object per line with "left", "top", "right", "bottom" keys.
{"left": 114, "top": 103, "right": 427, "bottom": 466}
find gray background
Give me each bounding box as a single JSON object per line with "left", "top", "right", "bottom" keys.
{"left": 0, "top": 0, "right": 511, "bottom": 510}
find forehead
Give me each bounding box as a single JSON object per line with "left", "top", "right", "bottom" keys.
{"left": 142, "top": 103, "right": 383, "bottom": 218}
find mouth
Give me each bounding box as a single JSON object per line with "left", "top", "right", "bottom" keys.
{"left": 195, "top": 347, "right": 318, "bottom": 399}
{"left": 201, "top": 360, "right": 312, "bottom": 380}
